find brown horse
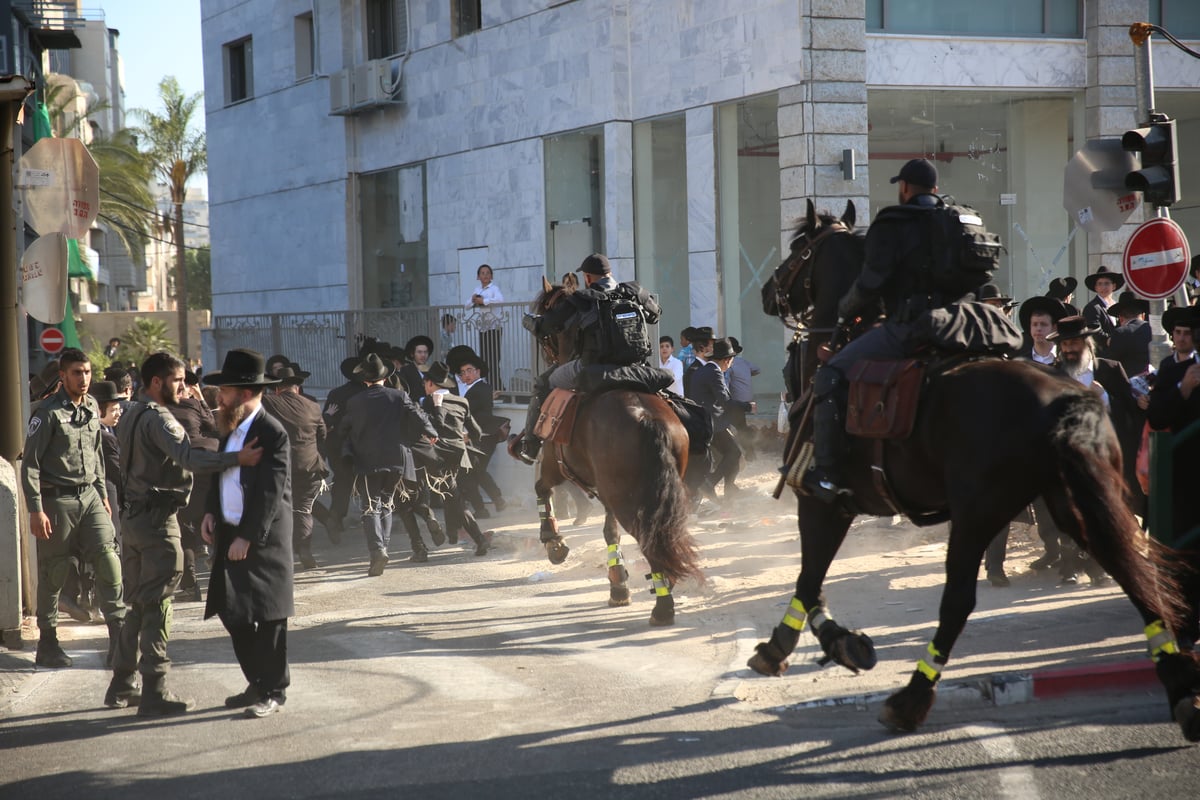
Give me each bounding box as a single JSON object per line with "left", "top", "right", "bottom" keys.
{"left": 522, "top": 277, "right": 700, "bottom": 626}
{"left": 752, "top": 199, "right": 1200, "bottom": 741}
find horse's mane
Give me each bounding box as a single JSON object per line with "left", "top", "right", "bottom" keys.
{"left": 787, "top": 210, "right": 847, "bottom": 250}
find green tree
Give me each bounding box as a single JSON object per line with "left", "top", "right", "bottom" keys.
{"left": 91, "top": 127, "right": 155, "bottom": 252}
{"left": 185, "top": 246, "right": 211, "bottom": 310}
{"left": 116, "top": 317, "right": 177, "bottom": 366}
{"left": 133, "top": 76, "right": 206, "bottom": 358}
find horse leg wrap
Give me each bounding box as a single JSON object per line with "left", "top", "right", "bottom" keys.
{"left": 646, "top": 572, "right": 671, "bottom": 597}
{"left": 880, "top": 667, "right": 939, "bottom": 734}
{"left": 606, "top": 544, "right": 630, "bottom": 607}
{"left": 812, "top": 607, "right": 877, "bottom": 674}
{"left": 1146, "top": 620, "right": 1181, "bottom": 662}
{"left": 914, "top": 641, "right": 947, "bottom": 686}
{"left": 749, "top": 624, "right": 801, "bottom": 677}
{"left": 647, "top": 573, "right": 675, "bottom": 626}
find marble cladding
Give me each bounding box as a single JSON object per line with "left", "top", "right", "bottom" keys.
{"left": 810, "top": 18, "right": 866, "bottom": 52}
{"left": 811, "top": 0, "right": 866, "bottom": 17}
{"left": 604, "top": 122, "right": 636, "bottom": 265}
{"left": 867, "top": 34, "right": 1085, "bottom": 88}
{"left": 687, "top": 251, "right": 719, "bottom": 327}
{"left": 686, "top": 107, "right": 717, "bottom": 255}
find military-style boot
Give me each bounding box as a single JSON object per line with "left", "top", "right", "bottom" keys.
{"left": 104, "top": 670, "right": 141, "bottom": 708}
{"left": 136, "top": 674, "right": 194, "bottom": 717}
{"left": 802, "top": 368, "right": 853, "bottom": 503}
{"left": 34, "top": 629, "right": 72, "bottom": 668}
{"left": 518, "top": 388, "right": 547, "bottom": 465}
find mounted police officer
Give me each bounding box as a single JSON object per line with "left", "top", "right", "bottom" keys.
{"left": 517, "top": 253, "right": 662, "bottom": 464}
{"left": 805, "top": 158, "right": 982, "bottom": 502}
{"left": 106, "top": 352, "right": 263, "bottom": 715}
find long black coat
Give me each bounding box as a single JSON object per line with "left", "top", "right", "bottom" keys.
{"left": 263, "top": 389, "right": 327, "bottom": 476}
{"left": 1105, "top": 318, "right": 1152, "bottom": 378}
{"left": 204, "top": 407, "right": 294, "bottom": 624}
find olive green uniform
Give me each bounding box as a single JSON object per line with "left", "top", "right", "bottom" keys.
{"left": 112, "top": 402, "right": 240, "bottom": 680}
{"left": 21, "top": 387, "right": 125, "bottom": 634}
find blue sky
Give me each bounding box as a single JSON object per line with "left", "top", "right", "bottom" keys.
{"left": 98, "top": 0, "right": 205, "bottom": 121}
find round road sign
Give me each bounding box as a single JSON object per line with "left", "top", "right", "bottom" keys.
{"left": 39, "top": 327, "right": 65, "bottom": 355}
{"left": 1122, "top": 217, "right": 1191, "bottom": 300}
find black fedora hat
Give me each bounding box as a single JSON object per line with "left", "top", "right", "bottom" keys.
{"left": 352, "top": 353, "right": 394, "bottom": 383}
{"left": 423, "top": 361, "right": 456, "bottom": 390}
{"left": 1084, "top": 265, "right": 1125, "bottom": 292}
{"left": 89, "top": 380, "right": 120, "bottom": 405}
{"left": 446, "top": 345, "right": 481, "bottom": 372}
{"left": 1105, "top": 290, "right": 1150, "bottom": 319}
{"left": 977, "top": 283, "right": 1013, "bottom": 304}
{"left": 339, "top": 356, "right": 360, "bottom": 381}
{"left": 1018, "top": 296, "right": 1069, "bottom": 333}
{"left": 1045, "top": 276, "right": 1078, "bottom": 301}
{"left": 690, "top": 326, "right": 715, "bottom": 344}
{"left": 203, "top": 349, "right": 281, "bottom": 387}
{"left": 405, "top": 335, "right": 435, "bottom": 358}
{"left": 265, "top": 353, "right": 291, "bottom": 377}
{"left": 275, "top": 366, "right": 306, "bottom": 386}
{"left": 728, "top": 336, "right": 744, "bottom": 354}
{"left": 710, "top": 337, "right": 737, "bottom": 360}
{"left": 1046, "top": 315, "right": 1102, "bottom": 342}
{"left": 1163, "top": 304, "right": 1200, "bottom": 336}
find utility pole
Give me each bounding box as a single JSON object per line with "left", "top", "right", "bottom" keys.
{"left": 174, "top": 181, "right": 189, "bottom": 362}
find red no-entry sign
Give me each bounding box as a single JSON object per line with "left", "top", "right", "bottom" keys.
{"left": 1122, "top": 217, "right": 1191, "bottom": 299}
{"left": 39, "top": 327, "right": 65, "bottom": 354}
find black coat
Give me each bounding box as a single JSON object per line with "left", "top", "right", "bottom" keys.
{"left": 1105, "top": 318, "right": 1152, "bottom": 378}
{"left": 1148, "top": 355, "right": 1200, "bottom": 433}
{"left": 341, "top": 384, "right": 437, "bottom": 476}
{"left": 1082, "top": 296, "right": 1117, "bottom": 348}
{"left": 421, "top": 392, "right": 485, "bottom": 471}
{"left": 459, "top": 379, "right": 507, "bottom": 447}
{"left": 204, "top": 407, "right": 294, "bottom": 624}
{"left": 321, "top": 380, "right": 365, "bottom": 462}
{"left": 685, "top": 359, "right": 731, "bottom": 430}
{"left": 263, "top": 390, "right": 327, "bottom": 476}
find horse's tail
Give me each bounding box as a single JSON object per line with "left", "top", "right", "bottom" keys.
{"left": 1047, "top": 392, "right": 1189, "bottom": 634}
{"left": 630, "top": 414, "right": 702, "bottom": 585}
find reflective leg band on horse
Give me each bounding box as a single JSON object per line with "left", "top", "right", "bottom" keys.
{"left": 606, "top": 544, "right": 624, "bottom": 569}
{"left": 915, "top": 642, "right": 946, "bottom": 684}
{"left": 781, "top": 598, "right": 808, "bottom": 631}
{"left": 538, "top": 496, "right": 557, "bottom": 541}
{"left": 807, "top": 607, "right": 833, "bottom": 632}
{"left": 647, "top": 572, "right": 670, "bottom": 597}
{"left": 1146, "top": 620, "right": 1180, "bottom": 661}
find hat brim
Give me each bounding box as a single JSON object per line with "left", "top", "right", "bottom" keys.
{"left": 1084, "top": 272, "right": 1125, "bottom": 292}
{"left": 1046, "top": 325, "right": 1102, "bottom": 342}
{"left": 339, "top": 357, "right": 360, "bottom": 380}
{"left": 1018, "top": 296, "right": 1068, "bottom": 332}
{"left": 352, "top": 362, "right": 396, "bottom": 382}
{"left": 201, "top": 373, "right": 281, "bottom": 387}
{"left": 1163, "top": 306, "right": 1200, "bottom": 333}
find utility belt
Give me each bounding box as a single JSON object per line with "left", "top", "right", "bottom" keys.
{"left": 122, "top": 493, "right": 184, "bottom": 527}
{"left": 41, "top": 483, "right": 92, "bottom": 499}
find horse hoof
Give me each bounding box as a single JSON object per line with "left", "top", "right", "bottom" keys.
{"left": 1173, "top": 696, "right": 1200, "bottom": 742}
{"left": 544, "top": 539, "right": 570, "bottom": 565}
{"left": 833, "top": 631, "right": 878, "bottom": 673}
{"left": 747, "top": 652, "right": 789, "bottom": 677}
{"left": 878, "top": 683, "right": 935, "bottom": 734}
{"left": 648, "top": 611, "right": 675, "bottom": 627}
{"left": 608, "top": 585, "right": 631, "bottom": 607}
{"left": 878, "top": 701, "right": 918, "bottom": 734}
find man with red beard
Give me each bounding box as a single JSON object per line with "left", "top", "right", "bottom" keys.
{"left": 106, "top": 352, "right": 262, "bottom": 715}
{"left": 201, "top": 349, "right": 295, "bottom": 718}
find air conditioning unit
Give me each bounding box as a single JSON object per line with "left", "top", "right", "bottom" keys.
{"left": 328, "top": 68, "right": 352, "bottom": 115}
{"left": 355, "top": 58, "right": 404, "bottom": 108}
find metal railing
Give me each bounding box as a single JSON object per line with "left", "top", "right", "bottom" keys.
{"left": 210, "top": 302, "right": 548, "bottom": 399}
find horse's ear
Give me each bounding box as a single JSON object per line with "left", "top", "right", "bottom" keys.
{"left": 806, "top": 198, "right": 818, "bottom": 230}
{"left": 842, "top": 200, "right": 856, "bottom": 228}
{"left": 542, "top": 275, "right": 552, "bottom": 294}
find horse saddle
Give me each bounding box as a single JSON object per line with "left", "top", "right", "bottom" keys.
{"left": 534, "top": 388, "right": 581, "bottom": 444}
{"left": 846, "top": 359, "right": 925, "bottom": 439}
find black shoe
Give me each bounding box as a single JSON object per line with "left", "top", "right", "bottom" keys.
{"left": 447, "top": 529, "right": 460, "bottom": 545}
{"left": 298, "top": 553, "right": 319, "bottom": 570}
{"left": 427, "top": 517, "right": 445, "bottom": 546}
{"left": 1089, "top": 572, "right": 1112, "bottom": 587}
{"left": 245, "top": 697, "right": 283, "bottom": 718}
{"left": 58, "top": 597, "right": 92, "bottom": 623}
{"left": 35, "top": 638, "right": 72, "bottom": 668}
{"left": 1059, "top": 572, "right": 1079, "bottom": 586}
{"left": 178, "top": 585, "right": 202, "bottom": 603}
{"left": 987, "top": 570, "right": 1011, "bottom": 588}
{"left": 410, "top": 549, "right": 429, "bottom": 563}
{"left": 367, "top": 551, "right": 389, "bottom": 577}
{"left": 475, "top": 508, "right": 491, "bottom": 520}
{"left": 801, "top": 467, "right": 852, "bottom": 503}
{"left": 137, "top": 690, "right": 194, "bottom": 717}
{"left": 104, "top": 673, "right": 141, "bottom": 709}
{"left": 225, "top": 685, "right": 263, "bottom": 709}
{"left": 474, "top": 540, "right": 489, "bottom": 557}
{"left": 1029, "top": 553, "right": 1060, "bottom": 571}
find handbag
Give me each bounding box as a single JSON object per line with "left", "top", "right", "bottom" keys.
{"left": 776, "top": 392, "right": 788, "bottom": 434}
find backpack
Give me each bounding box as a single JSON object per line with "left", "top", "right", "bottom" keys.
{"left": 589, "top": 284, "right": 654, "bottom": 365}
{"left": 924, "top": 198, "right": 1004, "bottom": 298}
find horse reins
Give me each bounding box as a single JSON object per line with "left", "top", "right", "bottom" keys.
{"left": 774, "top": 220, "right": 848, "bottom": 332}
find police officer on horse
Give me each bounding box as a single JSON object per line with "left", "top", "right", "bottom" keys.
{"left": 517, "top": 253, "right": 661, "bottom": 464}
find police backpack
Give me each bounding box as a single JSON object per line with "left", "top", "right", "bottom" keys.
{"left": 592, "top": 284, "right": 654, "bottom": 365}
{"left": 924, "top": 197, "right": 1004, "bottom": 298}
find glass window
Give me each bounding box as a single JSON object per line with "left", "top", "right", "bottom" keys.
{"left": 1151, "top": 1, "right": 1200, "bottom": 38}
{"left": 366, "top": 0, "right": 409, "bottom": 59}
{"left": 360, "top": 164, "right": 428, "bottom": 309}
{"left": 544, "top": 129, "right": 604, "bottom": 279}
{"left": 869, "top": 0, "right": 1080, "bottom": 37}
{"left": 453, "top": 0, "right": 483, "bottom": 38}
{"left": 223, "top": 37, "right": 253, "bottom": 104}
{"left": 717, "top": 94, "right": 783, "bottom": 401}
{"left": 294, "top": 13, "right": 315, "bottom": 80}
{"left": 633, "top": 116, "right": 689, "bottom": 342}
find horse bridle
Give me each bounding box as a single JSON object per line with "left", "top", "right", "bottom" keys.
{"left": 535, "top": 286, "right": 571, "bottom": 367}
{"left": 773, "top": 220, "right": 848, "bottom": 334}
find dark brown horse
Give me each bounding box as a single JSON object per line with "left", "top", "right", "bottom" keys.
{"left": 751, "top": 199, "right": 1200, "bottom": 741}
{"left": 522, "top": 277, "right": 700, "bottom": 626}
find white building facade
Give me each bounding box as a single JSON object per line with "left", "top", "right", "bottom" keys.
{"left": 201, "top": 0, "right": 1200, "bottom": 396}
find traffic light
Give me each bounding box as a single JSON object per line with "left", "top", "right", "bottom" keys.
{"left": 1122, "top": 117, "right": 1179, "bottom": 207}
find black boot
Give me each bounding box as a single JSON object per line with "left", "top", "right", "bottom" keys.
{"left": 518, "top": 382, "right": 549, "bottom": 465}
{"left": 802, "top": 368, "right": 852, "bottom": 503}
{"left": 105, "top": 618, "right": 123, "bottom": 669}
{"left": 137, "top": 674, "right": 194, "bottom": 717}
{"left": 35, "top": 629, "right": 72, "bottom": 668}
{"left": 104, "top": 670, "right": 141, "bottom": 708}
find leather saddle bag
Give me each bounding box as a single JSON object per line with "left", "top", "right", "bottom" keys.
{"left": 533, "top": 388, "right": 581, "bottom": 444}
{"left": 846, "top": 359, "right": 925, "bottom": 439}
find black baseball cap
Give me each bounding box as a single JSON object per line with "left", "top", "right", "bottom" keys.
{"left": 577, "top": 254, "right": 612, "bottom": 275}
{"left": 889, "top": 158, "right": 938, "bottom": 188}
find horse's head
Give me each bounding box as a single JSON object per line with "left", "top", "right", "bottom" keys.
{"left": 762, "top": 198, "right": 864, "bottom": 328}
{"left": 530, "top": 276, "right": 580, "bottom": 366}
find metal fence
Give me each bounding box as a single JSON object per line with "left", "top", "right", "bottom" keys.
{"left": 211, "top": 302, "right": 547, "bottom": 399}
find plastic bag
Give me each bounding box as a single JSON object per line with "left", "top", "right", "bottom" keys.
{"left": 776, "top": 392, "right": 788, "bottom": 434}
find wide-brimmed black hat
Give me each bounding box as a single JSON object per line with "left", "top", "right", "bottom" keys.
{"left": 710, "top": 338, "right": 737, "bottom": 360}
{"left": 446, "top": 345, "right": 481, "bottom": 372}
{"left": 423, "top": 361, "right": 456, "bottom": 390}
{"left": 265, "top": 353, "right": 291, "bottom": 377}
{"left": 1045, "top": 276, "right": 1078, "bottom": 301}
{"left": 1163, "top": 304, "right": 1200, "bottom": 335}
{"left": 1018, "top": 296, "right": 1070, "bottom": 333}
{"left": 202, "top": 349, "right": 281, "bottom": 387}
{"left": 977, "top": 283, "right": 1013, "bottom": 304}
{"left": 339, "top": 356, "right": 360, "bottom": 381}
{"left": 1106, "top": 290, "right": 1150, "bottom": 319}
{"left": 352, "top": 353, "right": 394, "bottom": 383}
{"left": 690, "top": 326, "right": 715, "bottom": 344}
{"left": 285, "top": 361, "right": 311, "bottom": 380}
{"left": 89, "top": 380, "right": 120, "bottom": 405}
{"left": 405, "top": 335, "right": 435, "bottom": 358}
{"left": 728, "top": 336, "right": 744, "bottom": 354}
{"left": 577, "top": 253, "right": 611, "bottom": 276}
{"left": 1084, "top": 265, "right": 1125, "bottom": 292}
{"left": 276, "top": 366, "right": 306, "bottom": 386}
{"left": 1046, "top": 315, "right": 1102, "bottom": 342}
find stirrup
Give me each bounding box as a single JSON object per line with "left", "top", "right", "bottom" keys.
{"left": 518, "top": 438, "right": 541, "bottom": 465}
{"left": 801, "top": 468, "right": 852, "bottom": 503}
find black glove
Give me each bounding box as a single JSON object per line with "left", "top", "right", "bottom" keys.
{"left": 836, "top": 284, "right": 867, "bottom": 321}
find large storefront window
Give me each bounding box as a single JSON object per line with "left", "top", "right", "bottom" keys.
{"left": 868, "top": 90, "right": 1084, "bottom": 303}
{"left": 1151, "top": 2, "right": 1200, "bottom": 38}
{"left": 867, "top": 0, "right": 1080, "bottom": 37}
{"left": 544, "top": 129, "right": 604, "bottom": 279}
{"left": 633, "top": 115, "right": 689, "bottom": 342}
{"left": 717, "top": 94, "right": 782, "bottom": 400}
{"left": 360, "top": 163, "right": 428, "bottom": 309}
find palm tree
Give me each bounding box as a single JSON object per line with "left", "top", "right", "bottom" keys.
{"left": 91, "top": 127, "right": 154, "bottom": 252}
{"left": 117, "top": 317, "right": 177, "bottom": 365}
{"left": 132, "top": 76, "right": 206, "bottom": 360}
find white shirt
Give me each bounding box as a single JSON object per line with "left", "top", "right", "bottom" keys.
{"left": 466, "top": 281, "right": 505, "bottom": 332}
{"left": 1031, "top": 344, "right": 1056, "bottom": 365}
{"left": 219, "top": 404, "right": 262, "bottom": 525}
{"left": 457, "top": 376, "right": 484, "bottom": 396}
{"left": 660, "top": 354, "right": 684, "bottom": 395}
